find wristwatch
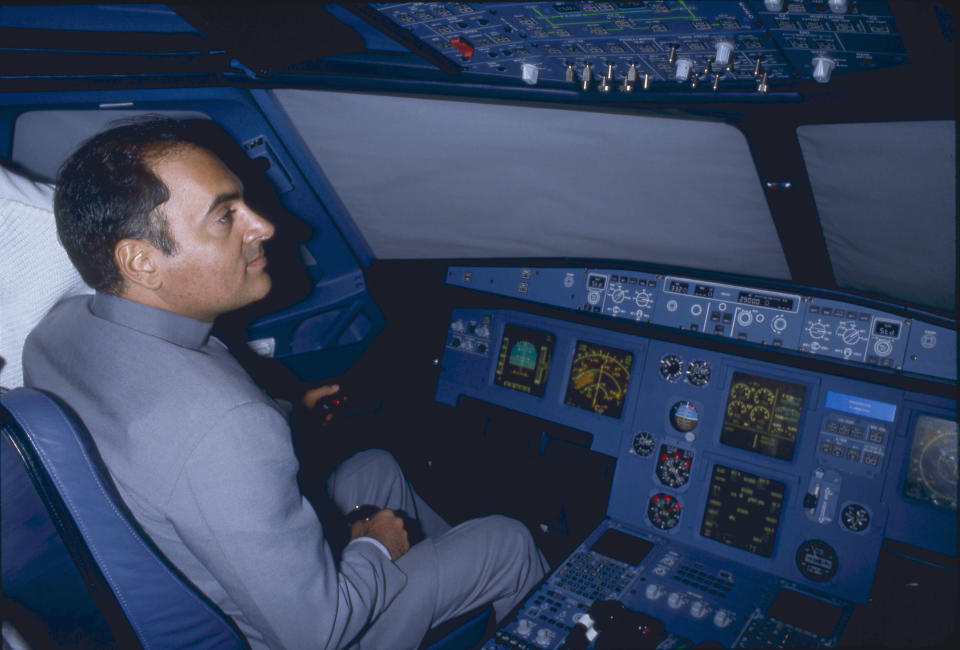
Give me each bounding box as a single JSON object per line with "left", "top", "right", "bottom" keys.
{"left": 345, "top": 504, "right": 380, "bottom": 526}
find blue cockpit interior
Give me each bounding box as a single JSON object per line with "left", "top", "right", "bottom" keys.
{"left": 1, "top": 2, "right": 956, "bottom": 648}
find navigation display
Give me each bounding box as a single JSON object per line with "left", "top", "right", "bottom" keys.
{"left": 564, "top": 341, "right": 633, "bottom": 418}
{"left": 701, "top": 464, "right": 785, "bottom": 557}
{"left": 494, "top": 324, "right": 554, "bottom": 397}
{"left": 721, "top": 372, "right": 806, "bottom": 460}
{"left": 903, "top": 415, "right": 958, "bottom": 511}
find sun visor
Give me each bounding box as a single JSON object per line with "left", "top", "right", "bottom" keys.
{"left": 798, "top": 121, "right": 956, "bottom": 312}
{"left": 275, "top": 89, "right": 789, "bottom": 281}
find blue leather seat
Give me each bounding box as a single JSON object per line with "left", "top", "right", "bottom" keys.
{"left": 1, "top": 387, "right": 249, "bottom": 649}
{"left": 1, "top": 386, "right": 491, "bottom": 650}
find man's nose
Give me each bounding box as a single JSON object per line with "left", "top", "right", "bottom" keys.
{"left": 244, "top": 206, "right": 275, "bottom": 242}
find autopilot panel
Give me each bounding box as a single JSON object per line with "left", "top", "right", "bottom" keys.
{"left": 435, "top": 307, "right": 957, "bottom": 648}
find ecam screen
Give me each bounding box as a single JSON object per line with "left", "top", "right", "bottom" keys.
{"left": 700, "top": 464, "right": 785, "bottom": 557}
{"left": 721, "top": 371, "right": 806, "bottom": 460}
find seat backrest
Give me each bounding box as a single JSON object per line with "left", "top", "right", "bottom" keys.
{"left": 0, "top": 387, "right": 250, "bottom": 650}
{"left": 0, "top": 162, "right": 93, "bottom": 390}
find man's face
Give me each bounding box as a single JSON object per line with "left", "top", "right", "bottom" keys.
{"left": 148, "top": 145, "right": 275, "bottom": 322}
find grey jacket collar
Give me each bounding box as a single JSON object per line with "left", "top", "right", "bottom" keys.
{"left": 91, "top": 292, "right": 214, "bottom": 350}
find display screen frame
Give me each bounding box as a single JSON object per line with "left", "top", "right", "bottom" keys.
{"left": 700, "top": 463, "right": 787, "bottom": 558}
{"left": 563, "top": 339, "right": 634, "bottom": 419}
{"left": 902, "top": 413, "right": 958, "bottom": 512}
{"left": 720, "top": 371, "right": 808, "bottom": 461}
{"left": 494, "top": 323, "right": 556, "bottom": 397}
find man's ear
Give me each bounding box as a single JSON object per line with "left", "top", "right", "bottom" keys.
{"left": 115, "top": 239, "right": 162, "bottom": 290}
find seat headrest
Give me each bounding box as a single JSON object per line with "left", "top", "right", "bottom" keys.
{"left": 0, "top": 164, "right": 93, "bottom": 390}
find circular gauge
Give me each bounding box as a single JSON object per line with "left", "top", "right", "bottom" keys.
{"left": 726, "top": 400, "right": 749, "bottom": 419}
{"left": 685, "top": 360, "right": 711, "bottom": 387}
{"left": 840, "top": 504, "right": 870, "bottom": 532}
{"left": 749, "top": 405, "right": 771, "bottom": 426}
{"left": 754, "top": 387, "right": 776, "bottom": 407}
{"left": 659, "top": 354, "right": 683, "bottom": 382}
{"left": 670, "top": 401, "right": 700, "bottom": 433}
{"left": 647, "top": 493, "right": 682, "bottom": 530}
{"left": 633, "top": 431, "right": 656, "bottom": 456}
{"left": 730, "top": 381, "right": 753, "bottom": 402}
{"left": 795, "top": 539, "right": 838, "bottom": 582}
{"left": 656, "top": 444, "right": 694, "bottom": 488}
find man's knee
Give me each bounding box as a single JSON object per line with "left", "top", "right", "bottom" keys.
{"left": 325, "top": 449, "right": 404, "bottom": 506}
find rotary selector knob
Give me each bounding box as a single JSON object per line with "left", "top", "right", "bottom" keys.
{"left": 612, "top": 288, "right": 625, "bottom": 304}
{"left": 690, "top": 600, "right": 711, "bottom": 619}
{"left": 874, "top": 338, "right": 894, "bottom": 357}
{"left": 516, "top": 619, "right": 534, "bottom": 637}
{"left": 635, "top": 290, "right": 653, "bottom": 308}
{"left": 772, "top": 315, "right": 788, "bottom": 333}
{"left": 713, "top": 609, "right": 734, "bottom": 628}
{"left": 737, "top": 309, "right": 753, "bottom": 327}
{"left": 645, "top": 583, "right": 666, "bottom": 600}
{"left": 807, "top": 320, "right": 829, "bottom": 339}
{"left": 667, "top": 592, "right": 686, "bottom": 609}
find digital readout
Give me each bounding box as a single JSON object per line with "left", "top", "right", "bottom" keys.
{"left": 588, "top": 274, "right": 607, "bottom": 289}
{"left": 874, "top": 320, "right": 901, "bottom": 338}
{"left": 494, "top": 324, "right": 555, "bottom": 397}
{"left": 736, "top": 291, "right": 795, "bottom": 311}
{"left": 721, "top": 372, "right": 806, "bottom": 460}
{"left": 701, "top": 464, "right": 785, "bottom": 557}
{"left": 694, "top": 285, "right": 715, "bottom": 298}
{"left": 668, "top": 280, "right": 690, "bottom": 295}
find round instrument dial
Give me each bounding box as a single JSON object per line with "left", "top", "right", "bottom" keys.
{"left": 669, "top": 400, "right": 700, "bottom": 433}
{"left": 749, "top": 405, "right": 771, "bottom": 426}
{"left": 659, "top": 354, "right": 683, "bottom": 382}
{"left": 633, "top": 431, "right": 656, "bottom": 456}
{"left": 656, "top": 444, "right": 694, "bottom": 488}
{"left": 795, "top": 539, "right": 838, "bottom": 582}
{"left": 840, "top": 504, "right": 870, "bottom": 532}
{"left": 754, "top": 387, "right": 776, "bottom": 407}
{"left": 726, "top": 400, "right": 749, "bottom": 419}
{"left": 647, "top": 493, "right": 682, "bottom": 530}
{"left": 685, "top": 360, "right": 711, "bottom": 387}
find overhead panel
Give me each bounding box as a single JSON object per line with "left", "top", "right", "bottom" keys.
{"left": 370, "top": 1, "right": 907, "bottom": 92}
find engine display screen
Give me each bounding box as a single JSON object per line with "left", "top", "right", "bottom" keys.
{"left": 494, "top": 324, "right": 555, "bottom": 397}
{"left": 903, "top": 415, "right": 958, "bottom": 511}
{"left": 701, "top": 464, "right": 785, "bottom": 557}
{"left": 721, "top": 372, "right": 806, "bottom": 460}
{"left": 564, "top": 341, "right": 633, "bottom": 418}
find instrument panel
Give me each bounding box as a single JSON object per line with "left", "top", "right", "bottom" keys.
{"left": 445, "top": 265, "right": 957, "bottom": 382}
{"left": 370, "top": 1, "right": 908, "bottom": 92}
{"left": 437, "top": 306, "right": 956, "bottom": 645}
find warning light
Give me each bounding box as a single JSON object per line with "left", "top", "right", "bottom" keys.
{"left": 450, "top": 37, "right": 474, "bottom": 60}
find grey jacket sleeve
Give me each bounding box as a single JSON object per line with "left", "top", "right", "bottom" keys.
{"left": 169, "top": 400, "right": 407, "bottom": 649}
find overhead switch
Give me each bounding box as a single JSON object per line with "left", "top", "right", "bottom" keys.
{"left": 675, "top": 57, "right": 693, "bottom": 82}
{"left": 811, "top": 55, "right": 837, "bottom": 83}
{"left": 763, "top": 0, "right": 785, "bottom": 11}
{"left": 828, "top": 0, "right": 849, "bottom": 14}
{"left": 521, "top": 63, "right": 539, "bottom": 85}
{"left": 450, "top": 37, "right": 474, "bottom": 60}
{"left": 714, "top": 41, "right": 734, "bottom": 68}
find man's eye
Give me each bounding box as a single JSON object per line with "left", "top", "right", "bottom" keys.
{"left": 218, "top": 208, "right": 235, "bottom": 223}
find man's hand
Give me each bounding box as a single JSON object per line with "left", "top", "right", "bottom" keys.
{"left": 303, "top": 383, "right": 340, "bottom": 410}
{"left": 350, "top": 509, "right": 410, "bottom": 561}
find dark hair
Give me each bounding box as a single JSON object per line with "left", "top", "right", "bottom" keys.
{"left": 54, "top": 116, "right": 199, "bottom": 293}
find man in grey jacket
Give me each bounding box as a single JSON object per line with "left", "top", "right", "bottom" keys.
{"left": 23, "top": 118, "right": 547, "bottom": 649}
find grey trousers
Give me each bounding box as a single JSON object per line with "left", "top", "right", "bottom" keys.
{"left": 326, "top": 449, "right": 548, "bottom": 649}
